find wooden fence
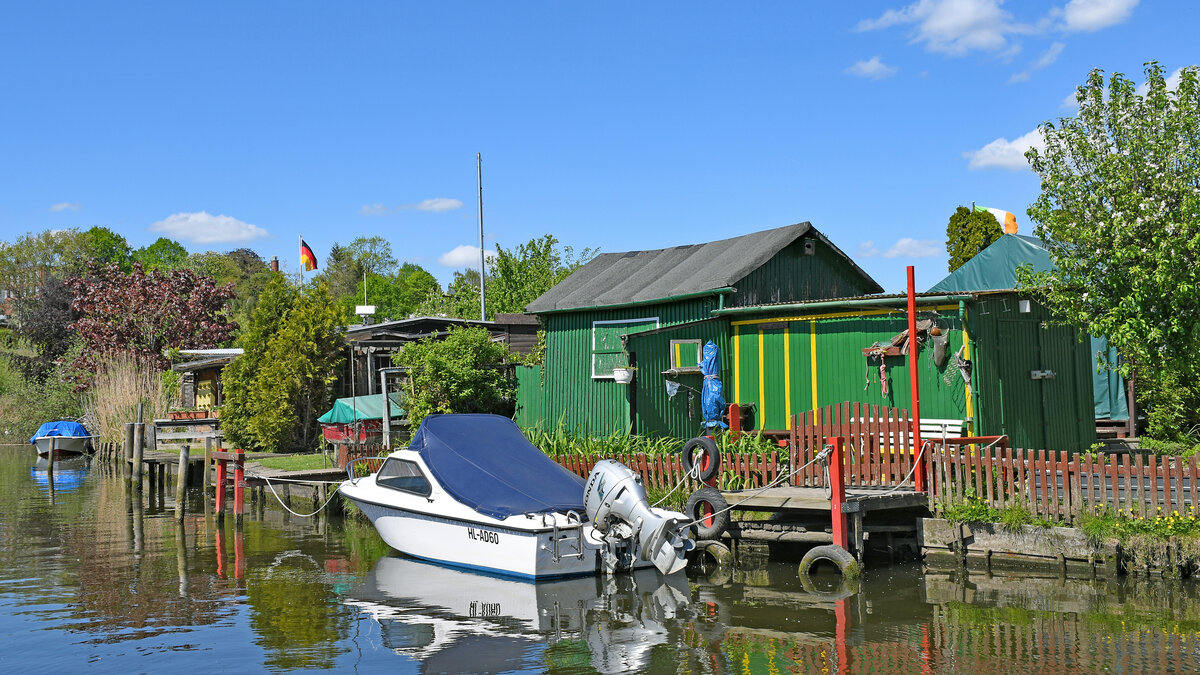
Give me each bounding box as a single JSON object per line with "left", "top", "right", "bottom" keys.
{"left": 553, "top": 452, "right": 785, "bottom": 491}
{"left": 789, "top": 402, "right": 921, "bottom": 487}
{"left": 929, "top": 443, "right": 1200, "bottom": 522}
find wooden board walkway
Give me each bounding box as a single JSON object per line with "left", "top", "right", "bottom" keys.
{"left": 719, "top": 485, "right": 927, "bottom": 513}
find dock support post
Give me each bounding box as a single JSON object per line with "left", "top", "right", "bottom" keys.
{"left": 123, "top": 423, "right": 135, "bottom": 475}
{"left": 175, "top": 445, "right": 190, "bottom": 521}
{"left": 215, "top": 455, "right": 226, "bottom": 522}
{"left": 906, "top": 266, "right": 926, "bottom": 492}
{"left": 234, "top": 450, "right": 245, "bottom": 526}
{"left": 132, "top": 423, "right": 144, "bottom": 491}
{"left": 829, "top": 436, "right": 849, "bottom": 551}
{"left": 203, "top": 437, "right": 213, "bottom": 491}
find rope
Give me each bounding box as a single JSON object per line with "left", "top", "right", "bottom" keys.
{"left": 651, "top": 461, "right": 703, "bottom": 507}
{"left": 255, "top": 473, "right": 344, "bottom": 518}
{"left": 244, "top": 472, "right": 344, "bottom": 486}
{"left": 846, "top": 439, "right": 939, "bottom": 501}
{"left": 680, "top": 446, "right": 831, "bottom": 530}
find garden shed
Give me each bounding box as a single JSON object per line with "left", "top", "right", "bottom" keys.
{"left": 518, "top": 222, "right": 883, "bottom": 436}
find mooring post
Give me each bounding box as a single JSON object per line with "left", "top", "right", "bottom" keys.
{"left": 124, "top": 422, "right": 135, "bottom": 476}
{"left": 829, "top": 436, "right": 849, "bottom": 551}
{"left": 215, "top": 454, "right": 227, "bottom": 522}
{"left": 203, "top": 437, "right": 213, "bottom": 492}
{"left": 132, "top": 422, "right": 145, "bottom": 491}
{"left": 47, "top": 437, "right": 57, "bottom": 484}
{"left": 233, "top": 449, "right": 245, "bottom": 525}
{"left": 906, "top": 265, "right": 926, "bottom": 492}
{"left": 175, "top": 445, "right": 190, "bottom": 521}
{"left": 728, "top": 403, "right": 741, "bottom": 441}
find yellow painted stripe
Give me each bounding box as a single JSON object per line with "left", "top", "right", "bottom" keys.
{"left": 962, "top": 307, "right": 974, "bottom": 435}
{"left": 758, "top": 330, "right": 765, "bottom": 422}
{"left": 809, "top": 319, "right": 818, "bottom": 409}
{"left": 733, "top": 327, "right": 741, "bottom": 402}
{"left": 731, "top": 304, "right": 962, "bottom": 326}
{"left": 673, "top": 342, "right": 681, "bottom": 369}
{"left": 783, "top": 325, "right": 792, "bottom": 425}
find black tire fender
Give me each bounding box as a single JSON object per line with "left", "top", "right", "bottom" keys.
{"left": 798, "top": 544, "right": 861, "bottom": 581}
{"left": 681, "top": 437, "right": 721, "bottom": 483}
{"left": 685, "top": 487, "right": 730, "bottom": 540}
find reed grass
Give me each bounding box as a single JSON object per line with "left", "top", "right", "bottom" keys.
{"left": 522, "top": 420, "right": 785, "bottom": 459}
{"left": 84, "top": 353, "right": 175, "bottom": 453}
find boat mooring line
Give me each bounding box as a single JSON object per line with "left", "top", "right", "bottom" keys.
{"left": 255, "top": 473, "right": 343, "bottom": 518}
{"left": 245, "top": 473, "right": 344, "bottom": 486}
{"left": 681, "top": 448, "right": 830, "bottom": 530}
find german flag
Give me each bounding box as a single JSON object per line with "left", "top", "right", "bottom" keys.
{"left": 300, "top": 238, "right": 318, "bottom": 271}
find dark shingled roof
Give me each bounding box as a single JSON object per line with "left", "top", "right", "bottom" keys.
{"left": 526, "top": 222, "right": 879, "bottom": 313}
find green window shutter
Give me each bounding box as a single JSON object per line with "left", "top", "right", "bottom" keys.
{"left": 592, "top": 317, "right": 659, "bottom": 378}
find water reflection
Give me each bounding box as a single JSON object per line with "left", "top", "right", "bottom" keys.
{"left": 5, "top": 444, "right": 1200, "bottom": 673}
{"left": 345, "top": 556, "right": 688, "bottom": 674}
{"left": 30, "top": 455, "right": 90, "bottom": 492}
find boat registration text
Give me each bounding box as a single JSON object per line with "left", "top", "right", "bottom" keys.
{"left": 466, "top": 527, "right": 500, "bottom": 544}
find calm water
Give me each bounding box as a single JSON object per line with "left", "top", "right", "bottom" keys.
{"left": 5, "top": 447, "right": 1200, "bottom": 674}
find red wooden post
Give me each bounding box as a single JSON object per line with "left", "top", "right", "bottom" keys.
{"left": 906, "top": 266, "right": 926, "bottom": 492}
{"left": 829, "top": 436, "right": 848, "bottom": 550}
{"left": 214, "top": 456, "right": 227, "bottom": 518}
{"left": 233, "top": 449, "right": 245, "bottom": 521}
{"left": 728, "top": 403, "right": 741, "bottom": 441}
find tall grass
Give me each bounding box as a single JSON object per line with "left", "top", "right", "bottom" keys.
{"left": 521, "top": 420, "right": 785, "bottom": 458}
{"left": 84, "top": 353, "right": 177, "bottom": 451}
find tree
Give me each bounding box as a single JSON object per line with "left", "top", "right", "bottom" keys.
{"left": 66, "top": 262, "right": 237, "bottom": 376}
{"left": 487, "top": 234, "right": 595, "bottom": 316}
{"left": 1018, "top": 62, "right": 1200, "bottom": 437}
{"left": 0, "top": 229, "right": 83, "bottom": 298}
{"left": 222, "top": 276, "right": 343, "bottom": 451}
{"left": 188, "top": 248, "right": 272, "bottom": 336}
{"left": 77, "top": 226, "right": 132, "bottom": 272}
{"left": 12, "top": 274, "right": 80, "bottom": 379}
{"left": 320, "top": 243, "right": 364, "bottom": 300}
{"left": 396, "top": 325, "right": 516, "bottom": 425}
{"left": 131, "top": 237, "right": 189, "bottom": 271}
{"left": 945, "top": 206, "right": 1003, "bottom": 272}
{"left": 345, "top": 236, "right": 397, "bottom": 277}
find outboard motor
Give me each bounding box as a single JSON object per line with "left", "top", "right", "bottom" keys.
{"left": 584, "top": 459, "right": 694, "bottom": 575}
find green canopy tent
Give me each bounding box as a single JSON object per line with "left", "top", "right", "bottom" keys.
{"left": 927, "top": 234, "right": 1128, "bottom": 421}
{"left": 318, "top": 393, "right": 406, "bottom": 443}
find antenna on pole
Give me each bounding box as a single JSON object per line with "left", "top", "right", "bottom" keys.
{"left": 477, "top": 152, "right": 486, "bottom": 322}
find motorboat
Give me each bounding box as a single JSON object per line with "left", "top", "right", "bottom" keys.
{"left": 338, "top": 414, "right": 694, "bottom": 579}
{"left": 343, "top": 555, "right": 690, "bottom": 673}
{"left": 30, "top": 421, "right": 95, "bottom": 458}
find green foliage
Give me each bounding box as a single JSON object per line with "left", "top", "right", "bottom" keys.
{"left": 0, "top": 352, "right": 84, "bottom": 443}
{"left": 940, "top": 491, "right": 1052, "bottom": 529}
{"left": 946, "top": 205, "right": 1003, "bottom": 272}
{"left": 222, "top": 276, "right": 344, "bottom": 451}
{"left": 487, "top": 234, "right": 596, "bottom": 316}
{"left": 78, "top": 226, "right": 132, "bottom": 271}
{"left": 338, "top": 264, "right": 442, "bottom": 323}
{"left": 1019, "top": 62, "right": 1200, "bottom": 436}
{"left": 187, "top": 248, "right": 272, "bottom": 335}
{"left": 131, "top": 237, "right": 188, "bottom": 271}
{"left": 396, "top": 326, "right": 516, "bottom": 424}
{"left": 345, "top": 236, "right": 397, "bottom": 276}
{"left": 1080, "top": 504, "right": 1200, "bottom": 546}
{"left": 525, "top": 422, "right": 684, "bottom": 457}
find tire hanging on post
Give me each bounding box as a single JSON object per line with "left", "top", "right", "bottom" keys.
{"left": 681, "top": 436, "right": 721, "bottom": 483}
{"left": 685, "top": 487, "right": 730, "bottom": 540}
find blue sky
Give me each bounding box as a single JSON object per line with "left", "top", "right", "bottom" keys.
{"left": 0, "top": 1, "right": 1192, "bottom": 292}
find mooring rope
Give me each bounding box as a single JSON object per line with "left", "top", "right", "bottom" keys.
{"left": 679, "top": 446, "right": 831, "bottom": 530}
{"left": 251, "top": 472, "right": 344, "bottom": 518}
{"left": 651, "top": 462, "right": 703, "bottom": 507}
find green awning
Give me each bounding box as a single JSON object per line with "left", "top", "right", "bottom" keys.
{"left": 317, "top": 393, "right": 405, "bottom": 424}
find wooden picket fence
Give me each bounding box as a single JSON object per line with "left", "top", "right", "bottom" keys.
{"left": 789, "top": 402, "right": 922, "bottom": 487}
{"left": 929, "top": 444, "right": 1200, "bottom": 522}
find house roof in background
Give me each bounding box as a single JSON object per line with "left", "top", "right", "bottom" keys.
{"left": 926, "top": 235, "right": 1054, "bottom": 293}
{"left": 525, "top": 222, "right": 881, "bottom": 313}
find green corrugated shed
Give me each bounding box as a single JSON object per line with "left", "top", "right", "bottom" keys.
{"left": 520, "top": 223, "right": 882, "bottom": 436}
{"left": 927, "top": 234, "right": 1128, "bottom": 421}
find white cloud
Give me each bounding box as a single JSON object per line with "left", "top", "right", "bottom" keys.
{"left": 1133, "top": 66, "right": 1192, "bottom": 96}
{"left": 882, "top": 238, "right": 942, "bottom": 258}
{"left": 1060, "top": 0, "right": 1138, "bottom": 32}
{"left": 857, "top": 241, "right": 882, "bottom": 258}
{"left": 856, "top": 0, "right": 1017, "bottom": 56}
{"left": 1061, "top": 89, "right": 1081, "bottom": 109}
{"left": 149, "top": 211, "right": 270, "bottom": 244}
{"left": 411, "top": 197, "right": 463, "bottom": 212}
{"left": 48, "top": 202, "right": 81, "bottom": 212}
{"left": 846, "top": 56, "right": 899, "bottom": 79}
{"left": 438, "top": 244, "right": 496, "bottom": 268}
{"left": 359, "top": 197, "right": 464, "bottom": 215}
{"left": 964, "top": 127, "right": 1044, "bottom": 170}
{"left": 1009, "top": 41, "right": 1064, "bottom": 84}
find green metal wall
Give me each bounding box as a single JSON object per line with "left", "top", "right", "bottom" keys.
{"left": 968, "top": 294, "right": 1096, "bottom": 451}
{"left": 728, "top": 237, "right": 879, "bottom": 308}
{"left": 523, "top": 296, "right": 719, "bottom": 435}
{"left": 626, "top": 320, "right": 730, "bottom": 438}
{"left": 513, "top": 365, "right": 545, "bottom": 429}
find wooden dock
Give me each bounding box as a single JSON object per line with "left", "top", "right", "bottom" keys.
{"left": 719, "top": 485, "right": 927, "bottom": 513}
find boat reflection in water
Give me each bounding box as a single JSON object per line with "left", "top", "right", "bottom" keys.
{"left": 344, "top": 555, "right": 689, "bottom": 673}
{"left": 29, "top": 455, "right": 90, "bottom": 492}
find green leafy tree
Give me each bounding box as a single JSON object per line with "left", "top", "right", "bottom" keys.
{"left": 345, "top": 236, "right": 397, "bottom": 276}
{"left": 131, "top": 237, "right": 189, "bottom": 271}
{"left": 188, "top": 248, "right": 272, "bottom": 336}
{"left": 397, "top": 325, "right": 516, "bottom": 424}
{"left": 1018, "top": 62, "right": 1200, "bottom": 437}
{"left": 12, "top": 274, "right": 80, "bottom": 379}
{"left": 0, "top": 229, "right": 84, "bottom": 298}
{"left": 946, "top": 206, "right": 1003, "bottom": 272}
{"left": 488, "top": 234, "right": 596, "bottom": 315}
{"left": 319, "top": 244, "right": 363, "bottom": 300}
{"left": 77, "top": 226, "right": 132, "bottom": 272}
{"left": 222, "top": 276, "right": 343, "bottom": 451}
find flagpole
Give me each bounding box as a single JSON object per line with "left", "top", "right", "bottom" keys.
{"left": 299, "top": 234, "right": 303, "bottom": 287}
{"left": 477, "top": 152, "right": 486, "bottom": 322}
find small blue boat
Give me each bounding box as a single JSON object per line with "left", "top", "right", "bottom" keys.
{"left": 30, "top": 421, "right": 95, "bottom": 458}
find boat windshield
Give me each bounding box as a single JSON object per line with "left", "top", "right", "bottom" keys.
{"left": 376, "top": 458, "right": 432, "bottom": 497}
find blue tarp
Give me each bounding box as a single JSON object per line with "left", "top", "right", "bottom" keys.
{"left": 409, "top": 414, "right": 586, "bottom": 520}
{"left": 701, "top": 341, "right": 727, "bottom": 429}
{"left": 30, "top": 421, "right": 90, "bottom": 445}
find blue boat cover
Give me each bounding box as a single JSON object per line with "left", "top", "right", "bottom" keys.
{"left": 409, "top": 414, "right": 585, "bottom": 520}
{"left": 30, "top": 421, "right": 90, "bottom": 445}
{"left": 700, "top": 341, "right": 728, "bottom": 429}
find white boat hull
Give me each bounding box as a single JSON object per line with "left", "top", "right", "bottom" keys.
{"left": 33, "top": 435, "right": 91, "bottom": 458}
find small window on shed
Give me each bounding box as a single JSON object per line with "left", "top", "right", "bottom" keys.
{"left": 376, "top": 458, "right": 432, "bottom": 497}
{"left": 592, "top": 317, "right": 659, "bottom": 379}
{"left": 667, "top": 339, "right": 703, "bottom": 375}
